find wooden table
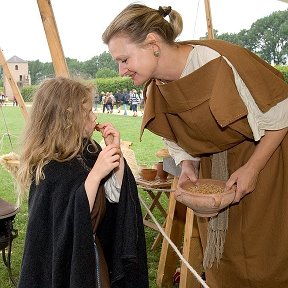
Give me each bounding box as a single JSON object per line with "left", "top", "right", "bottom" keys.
{"left": 156, "top": 178, "right": 204, "bottom": 288}
{"left": 153, "top": 150, "right": 204, "bottom": 288}
{"left": 136, "top": 176, "right": 173, "bottom": 249}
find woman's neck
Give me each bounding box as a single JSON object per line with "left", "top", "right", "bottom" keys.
{"left": 155, "top": 44, "right": 193, "bottom": 82}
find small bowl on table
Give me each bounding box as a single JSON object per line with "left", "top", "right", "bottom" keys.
{"left": 174, "top": 179, "right": 236, "bottom": 217}
{"left": 140, "top": 168, "right": 158, "bottom": 181}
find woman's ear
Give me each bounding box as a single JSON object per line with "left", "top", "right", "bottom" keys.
{"left": 144, "top": 32, "right": 160, "bottom": 51}
{"left": 145, "top": 32, "right": 158, "bottom": 44}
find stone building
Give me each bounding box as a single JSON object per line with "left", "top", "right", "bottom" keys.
{"left": 3, "top": 55, "right": 31, "bottom": 99}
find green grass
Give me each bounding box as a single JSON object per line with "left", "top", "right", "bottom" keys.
{"left": 0, "top": 106, "right": 169, "bottom": 288}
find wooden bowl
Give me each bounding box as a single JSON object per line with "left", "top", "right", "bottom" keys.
{"left": 156, "top": 161, "right": 169, "bottom": 182}
{"left": 140, "top": 168, "right": 157, "bottom": 181}
{"left": 175, "top": 179, "right": 236, "bottom": 217}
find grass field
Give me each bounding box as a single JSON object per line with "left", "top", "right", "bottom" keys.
{"left": 0, "top": 106, "right": 169, "bottom": 288}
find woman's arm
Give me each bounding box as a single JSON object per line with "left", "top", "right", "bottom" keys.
{"left": 163, "top": 138, "right": 200, "bottom": 186}
{"left": 226, "top": 128, "right": 288, "bottom": 203}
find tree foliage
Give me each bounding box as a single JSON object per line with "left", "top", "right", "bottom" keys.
{"left": 216, "top": 9, "right": 288, "bottom": 64}
{"left": 28, "top": 60, "right": 54, "bottom": 84}
{"left": 96, "top": 68, "right": 118, "bottom": 78}
{"left": 28, "top": 51, "right": 118, "bottom": 84}
{"left": 90, "top": 77, "right": 135, "bottom": 94}
{"left": 248, "top": 10, "right": 288, "bottom": 64}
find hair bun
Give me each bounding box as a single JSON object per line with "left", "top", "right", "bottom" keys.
{"left": 158, "top": 6, "right": 172, "bottom": 18}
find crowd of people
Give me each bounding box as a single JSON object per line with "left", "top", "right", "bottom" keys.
{"left": 95, "top": 88, "right": 144, "bottom": 116}
{"left": 0, "top": 92, "right": 9, "bottom": 105}
{"left": 0, "top": 93, "right": 18, "bottom": 106}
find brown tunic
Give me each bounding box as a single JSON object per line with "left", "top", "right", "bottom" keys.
{"left": 141, "top": 39, "right": 288, "bottom": 288}
{"left": 91, "top": 185, "right": 110, "bottom": 288}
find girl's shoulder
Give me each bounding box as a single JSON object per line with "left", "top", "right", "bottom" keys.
{"left": 43, "top": 158, "right": 85, "bottom": 184}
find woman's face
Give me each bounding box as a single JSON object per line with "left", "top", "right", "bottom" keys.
{"left": 108, "top": 35, "right": 158, "bottom": 86}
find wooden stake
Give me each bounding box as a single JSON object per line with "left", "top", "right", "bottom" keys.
{"left": 37, "top": 0, "right": 69, "bottom": 77}
{"left": 0, "top": 49, "right": 28, "bottom": 121}
{"left": 204, "top": 0, "right": 214, "bottom": 39}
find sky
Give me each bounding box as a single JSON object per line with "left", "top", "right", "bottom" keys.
{"left": 1, "top": 0, "right": 287, "bottom": 63}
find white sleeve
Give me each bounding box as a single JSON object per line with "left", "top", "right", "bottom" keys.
{"left": 163, "top": 138, "right": 200, "bottom": 166}
{"left": 186, "top": 46, "right": 288, "bottom": 142}
{"left": 224, "top": 57, "right": 288, "bottom": 141}
{"left": 104, "top": 171, "right": 121, "bottom": 203}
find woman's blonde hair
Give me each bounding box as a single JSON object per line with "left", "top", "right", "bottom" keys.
{"left": 102, "top": 4, "right": 183, "bottom": 45}
{"left": 17, "top": 76, "right": 96, "bottom": 194}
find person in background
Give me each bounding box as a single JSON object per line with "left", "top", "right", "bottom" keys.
{"left": 102, "top": 4, "right": 288, "bottom": 288}
{"left": 13, "top": 96, "right": 18, "bottom": 106}
{"left": 139, "top": 89, "right": 144, "bottom": 116}
{"left": 0, "top": 93, "right": 5, "bottom": 105}
{"left": 114, "top": 89, "right": 122, "bottom": 113}
{"left": 130, "top": 89, "right": 140, "bottom": 117}
{"left": 94, "top": 92, "right": 100, "bottom": 111}
{"left": 122, "top": 88, "right": 130, "bottom": 115}
{"left": 17, "top": 76, "right": 148, "bottom": 288}
{"left": 105, "top": 92, "right": 114, "bottom": 114}
{"left": 101, "top": 91, "right": 107, "bottom": 113}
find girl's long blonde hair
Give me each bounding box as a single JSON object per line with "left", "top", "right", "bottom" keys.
{"left": 17, "top": 76, "right": 96, "bottom": 195}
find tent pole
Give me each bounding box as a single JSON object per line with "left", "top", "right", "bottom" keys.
{"left": 204, "top": 0, "right": 214, "bottom": 39}
{"left": 0, "top": 49, "right": 28, "bottom": 121}
{"left": 37, "top": 0, "right": 69, "bottom": 77}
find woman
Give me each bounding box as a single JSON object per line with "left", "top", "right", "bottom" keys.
{"left": 17, "top": 76, "right": 148, "bottom": 288}
{"left": 102, "top": 4, "right": 288, "bottom": 288}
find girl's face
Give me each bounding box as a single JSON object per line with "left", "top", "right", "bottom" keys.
{"left": 84, "top": 106, "right": 97, "bottom": 138}
{"left": 108, "top": 36, "right": 158, "bottom": 86}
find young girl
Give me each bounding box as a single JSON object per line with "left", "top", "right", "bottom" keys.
{"left": 17, "top": 77, "right": 148, "bottom": 288}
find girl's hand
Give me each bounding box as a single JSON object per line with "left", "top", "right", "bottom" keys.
{"left": 85, "top": 143, "right": 121, "bottom": 211}
{"left": 90, "top": 144, "right": 121, "bottom": 180}
{"left": 225, "top": 163, "right": 259, "bottom": 203}
{"left": 95, "top": 122, "right": 120, "bottom": 147}
{"left": 177, "top": 160, "right": 200, "bottom": 187}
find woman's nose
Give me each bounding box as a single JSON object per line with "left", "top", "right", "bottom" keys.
{"left": 119, "top": 64, "right": 127, "bottom": 77}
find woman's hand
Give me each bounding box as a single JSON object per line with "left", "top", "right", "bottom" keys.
{"left": 177, "top": 160, "right": 200, "bottom": 187}
{"left": 227, "top": 128, "right": 288, "bottom": 203}
{"left": 96, "top": 122, "right": 120, "bottom": 147}
{"left": 226, "top": 162, "right": 259, "bottom": 203}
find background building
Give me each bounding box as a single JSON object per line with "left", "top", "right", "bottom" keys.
{"left": 3, "top": 56, "right": 31, "bottom": 99}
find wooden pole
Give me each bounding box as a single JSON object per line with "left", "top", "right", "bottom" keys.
{"left": 204, "top": 0, "right": 214, "bottom": 39}
{"left": 0, "top": 49, "right": 28, "bottom": 121}
{"left": 37, "top": 0, "right": 69, "bottom": 77}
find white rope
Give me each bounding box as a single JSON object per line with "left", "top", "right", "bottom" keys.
{"left": 193, "top": 0, "right": 201, "bottom": 38}
{"left": 138, "top": 193, "right": 210, "bottom": 288}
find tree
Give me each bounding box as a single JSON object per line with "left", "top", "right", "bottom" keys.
{"left": 216, "top": 9, "right": 288, "bottom": 64}
{"left": 96, "top": 68, "right": 118, "bottom": 78}
{"left": 28, "top": 60, "right": 54, "bottom": 85}
{"left": 82, "top": 56, "right": 99, "bottom": 78}
{"left": 247, "top": 10, "right": 288, "bottom": 64}
{"left": 217, "top": 31, "right": 244, "bottom": 46}
{"left": 97, "top": 51, "right": 118, "bottom": 71}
